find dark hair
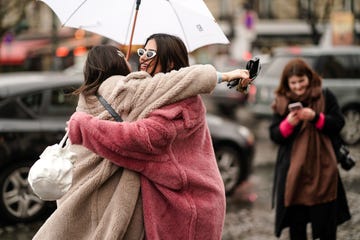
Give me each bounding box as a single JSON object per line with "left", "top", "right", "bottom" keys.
{"left": 275, "top": 58, "right": 322, "bottom": 95}
{"left": 73, "top": 45, "right": 131, "bottom": 97}
{"left": 143, "top": 33, "right": 189, "bottom": 76}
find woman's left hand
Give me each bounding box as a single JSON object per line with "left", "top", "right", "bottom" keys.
{"left": 297, "top": 107, "right": 316, "bottom": 121}
{"left": 222, "top": 69, "right": 250, "bottom": 83}
{"left": 220, "top": 69, "right": 251, "bottom": 93}
{"left": 239, "top": 77, "right": 252, "bottom": 88}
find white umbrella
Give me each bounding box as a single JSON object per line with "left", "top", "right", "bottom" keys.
{"left": 39, "top": 0, "right": 229, "bottom": 57}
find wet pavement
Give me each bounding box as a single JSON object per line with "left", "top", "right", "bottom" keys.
{"left": 1, "top": 108, "right": 359, "bottom": 240}
{"left": 223, "top": 159, "right": 360, "bottom": 240}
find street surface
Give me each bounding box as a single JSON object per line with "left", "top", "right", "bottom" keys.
{"left": 0, "top": 107, "right": 359, "bottom": 240}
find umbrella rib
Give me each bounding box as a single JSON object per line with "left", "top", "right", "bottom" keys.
{"left": 62, "top": 0, "right": 89, "bottom": 27}
{"left": 168, "top": 0, "right": 190, "bottom": 51}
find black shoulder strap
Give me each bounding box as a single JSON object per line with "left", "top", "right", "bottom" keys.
{"left": 322, "top": 87, "right": 329, "bottom": 109}
{"left": 323, "top": 87, "right": 328, "bottom": 99}
{"left": 96, "top": 94, "right": 123, "bottom": 122}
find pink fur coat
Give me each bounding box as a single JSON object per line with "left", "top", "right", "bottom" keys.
{"left": 68, "top": 95, "right": 226, "bottom": 240}
{"left": 34, "top": 65, "right": 219, "bottom": 240}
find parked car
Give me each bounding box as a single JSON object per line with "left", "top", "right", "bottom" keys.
{"left": 207, "top": 113, "right": 255, "bottom": 194}
{"left": 0, "top": 71, "right": 255, "bottom": 224}
{"left": 201, "top": 84, "right": 248, "bottom": 118}
{"left": 250, "top": 45, "right": 360, "bottom": 145}
{"left": 0, "top": 72, "right": 80, "bottom": 225}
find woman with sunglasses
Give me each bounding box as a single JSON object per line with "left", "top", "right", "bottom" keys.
{"left": 65, "top": 33, "right": 252, "bottom": 240}
{"left": 34, "top": 37, "right": 251, "bottom": 239}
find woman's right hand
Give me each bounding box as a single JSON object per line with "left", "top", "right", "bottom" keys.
{"left": 287, "top": 111, "right": 300, "bottom": 126}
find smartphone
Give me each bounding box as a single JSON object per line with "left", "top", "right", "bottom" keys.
{"left": 288, "top": 102, "right": 303, "bottom": 111}
{"left": 227, "top": 57, "right": 261, "bottom": 89}
{"left": 246, "top": 57, "right": 261, "bottom": 80}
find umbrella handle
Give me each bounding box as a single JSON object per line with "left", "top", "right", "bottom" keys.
{"left": 126, "top": 0, "right": 142, "bottom": 60}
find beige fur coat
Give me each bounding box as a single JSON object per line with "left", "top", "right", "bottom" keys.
{"left": 33, "top": 65, "right": 217, "bottom": 240}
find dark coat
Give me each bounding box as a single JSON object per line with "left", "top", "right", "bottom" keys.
{"left": 269, "top": 89, "right": 351, "bottom": 237}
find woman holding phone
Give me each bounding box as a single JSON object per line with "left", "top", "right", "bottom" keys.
{"left": 269, "top": 58, "right": 351, "bottom": 240}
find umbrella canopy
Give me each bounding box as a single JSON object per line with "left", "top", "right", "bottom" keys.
{"left": 39, "top": 0, "right": 229, "bottom": 53}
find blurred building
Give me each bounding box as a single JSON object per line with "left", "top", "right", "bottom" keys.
{"left": 207, "top": 0, "right": 359, "bottom": 46}
{"left": 23, "top": 1, "right": 360, "bottom": 45}
{"left": 5, "top": 0, "right": 360, "bottom": 68}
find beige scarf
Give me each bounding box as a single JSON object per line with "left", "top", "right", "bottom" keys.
{"left": 33, "top": 65, "right": 217, "bottom": 240}
{"left": 273, "top": 86, "right": 338, "bottom": 207}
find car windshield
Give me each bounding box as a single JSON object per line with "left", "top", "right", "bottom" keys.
{"left": 265, "top": 56, "right": 316, "bottom": 78}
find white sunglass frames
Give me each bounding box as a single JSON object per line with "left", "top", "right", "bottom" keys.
{"left": 137, "top": 48, "right": 157, "bottom": 59}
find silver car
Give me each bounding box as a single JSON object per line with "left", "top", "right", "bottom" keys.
{"left": 250, "top": 45, "right": 360, "bottom": 145}
{"left": 0, "top": 71, "right": 255, "bottom": 224}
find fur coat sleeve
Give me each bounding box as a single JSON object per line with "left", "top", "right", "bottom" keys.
{"left": 81, "top": 64, "right": 217, "bottom": 121}
{"left": 69, "top": 96, "right": 206, "bottom": 190}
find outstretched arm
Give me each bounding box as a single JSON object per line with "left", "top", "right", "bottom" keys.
{"left": 101, "top": 65, "right": 250, "bottom": 120}
{"left": 128, "top": 65, "right": 250, "bottom": 106}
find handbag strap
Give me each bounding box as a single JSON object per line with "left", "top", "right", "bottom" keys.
{"left": 96, "top": 94, "right": 123, "bottom": 122}
{"left": 60, "top": 131, "right": 69, "bottom": 147}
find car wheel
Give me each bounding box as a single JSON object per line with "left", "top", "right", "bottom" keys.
{"left": 217, "top": 104, "right": 235, "bottom": 118}
{"left": 0, "top": 161, "right": 53, "bottom": 224}
{"left": 215, "top": 145, "right": 242, "bottom": 195}
{"left": 341, "top": 108, "right": 360, "bottom": 145}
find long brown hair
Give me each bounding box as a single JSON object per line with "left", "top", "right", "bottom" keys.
{"left": 143, "top": 33, "right": 189, "bottom": 76}
{"left": 275, "top": 58, "right": 322, "bottom": 96}
{"left": 73, "top": 45, "right": 131, "bottom": 97}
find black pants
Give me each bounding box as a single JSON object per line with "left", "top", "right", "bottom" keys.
{"left": 288, "top": 202, "right": 337, "bottom": 240}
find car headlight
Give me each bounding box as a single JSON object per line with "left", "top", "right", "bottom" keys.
{"left": 259, "top": 87, "right": 271, "bottom": 102}
{"left": 237, "top": 126, "right": 255, "bottom": 145}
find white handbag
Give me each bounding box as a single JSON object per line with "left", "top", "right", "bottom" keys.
{"left": 28, "top": 132, "right": 77, "bottom": 201}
